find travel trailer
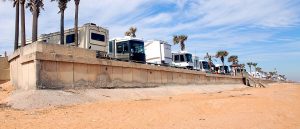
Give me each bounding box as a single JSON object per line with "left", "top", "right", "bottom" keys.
{"left": 172, "top": 51, "right": 193, "bottom": 69}
{"left": 108, "top": 36, "right": 146, "bottom": 63}
{"left": 144, "top": 40, "right": 172, "bottom": 65}
{"left": 215, "top": 64, "right": 230, "bottom": 74}
{"left": 33, "top": 23, "right": 109, "bottom": 54}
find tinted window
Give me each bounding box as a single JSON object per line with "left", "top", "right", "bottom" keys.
{"left": 116, "top": 43, "right": 123, "bottom": 53}
{"left": 116, "top": 41, "right": 129, "bottom": 54}
{"left": 185, "top": 54, "right": 192, "bottom": 62}
{"left": 174, "top": 55, "right": 179, "bottom": 62}
{"left": 91, "top": 33, "right": 105, "bottom": 42}
{"left": 180, "top": 55, "right": 185, "bottom": 62}
{"left": 202, "top": 62, "right": 209, "bottom": 69}
{"left": 109, "top": 41, "right": 113, "bottom": 53}
{"left": 129, "top": 40, "right": 144, "bottom": 53}
{"left": 66, "top": 34, "right": 75, "bottom": 44}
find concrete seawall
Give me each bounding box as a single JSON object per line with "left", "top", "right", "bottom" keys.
{"left": 0, "top": 57, "right": 10, "bottom": 84}
{"left": 8, "top": 42, "right": 244, "bottom": 90}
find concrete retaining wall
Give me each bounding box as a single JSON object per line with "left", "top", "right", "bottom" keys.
{"left": 0, "top": 57, "right": 10, "bottom": 84}
{"left": 9, "top": 42, "right": 244, "bottom": 90}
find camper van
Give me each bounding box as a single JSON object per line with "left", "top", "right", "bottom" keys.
{"left": 172, "top": 51, "right": 193, "bottom": 69}
{"left": 144, "top": 40, "right": 172, "bottom": 65}
{"left": 32, "top": 23, "right": 109, "bottom": 54}
{"left": 108, "top": 37, "right": 146, "bottom": 63}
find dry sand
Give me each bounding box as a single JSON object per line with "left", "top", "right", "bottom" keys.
{"left": 0, "top": 82, "right": 300, "bottom": 129}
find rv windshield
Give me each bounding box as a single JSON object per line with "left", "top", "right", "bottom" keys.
{"left": 202, "top": 61, "right": 209, "bottom": 69}
{"left": 130, "top": 40, "right": 144, "bottom": 54}
{"left": 185, "top": 54, "right": 192, "bottom": 62}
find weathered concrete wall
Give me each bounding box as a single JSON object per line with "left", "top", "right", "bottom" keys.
{"left": 0, "top": 57, "right": 10, "bottom": 84}
{"left": 9, "top": 42, "right": 244, "bottom": 90}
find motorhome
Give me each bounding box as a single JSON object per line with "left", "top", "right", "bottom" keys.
{"left": 144, "top": 40, "right": 172, "bottom": 65}
{"left": 108, "top": 36, "right": 146, "bottom": 63}
{"left": 192, "top": 56, "right": 210, "bottom": 72}
{"left": 172, "top": 51, "right": 193, "bottom": 69}
{"left": 31, "top": 23, "right": 109, "bottom": 54}
{"left": 193, "top": 56, "right": 200, "bottom": 70}
{"left": 215, "top": 64, "right": 230, "bottom": 74}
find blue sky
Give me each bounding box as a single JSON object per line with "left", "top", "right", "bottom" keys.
{"left": 0, "top": 0, "right": 300, "bottom": 81}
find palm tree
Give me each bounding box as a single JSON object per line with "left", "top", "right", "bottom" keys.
{"left": 51, "top": 0, "right": 70, "bottom": 45}
{"left": 124, "top": 27, "right": 137, "bottom": 37}
{"left": 27, "top": 0, "right": 44, "bottom": 42}
{"left": 74, "top": 0, "right": 80, "bottom": 47}
{"left": 173, "top": 35, "right": 188, "bottom": 51}
{"left": 124, "top": 31, "right": 131, "bottom": 37}
{"left": 252, "top": 63, "right": 258, "bottom": 74}
{"left": 228, "top": 55, "right": 238, "bottom": 76}
{"left": 129, "top": 27, "right": 137, "bottom": 38}
{"left": 256, "top": 67, "right": 262, "bottom": 73}
{"left": 247, "top": 62, "right": 253, "bottom": 74}
{"left": 204, "top": 52, "right": 215, "bottom": 73}
{"left": 240, "top": 64, "right": 245, "bottom": 77}
{"left": 20, "top": 0, "right": 26, "bottom": 47}
{"left": 12, "top": 0, "right": 20, "bottom": 50}
{"left": 215, "top": 50, "right": 229, "bottom": 73}
{"left": 228, "top": 55, "right": 238, "bottom": 64}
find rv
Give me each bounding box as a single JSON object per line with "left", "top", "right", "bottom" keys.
{"left": 199, "top": 60, "right": 210, "bottom": 72}
{"left": 172, "top": 51, "right": 193, "bottom": 69}
{"left": 33, "top": 23, "right": 109, "bottom": 54}
{"left": 192, "top": 56, "right": 210, "bottom": 72}
{"left": 108, "top": 36, "right": 146, "bottom": 63}
{"left": 193, "top": 56, "right": 200, "bottom": 70}
{"left": 144, "top": 40, "right": 172, "bottom": 65}
{"left": 215, "top": 64, "right": 230, "bottom": 74}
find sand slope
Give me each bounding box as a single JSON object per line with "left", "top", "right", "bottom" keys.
{"left": 0, "top": 83, "right": 300, "bottom": 129}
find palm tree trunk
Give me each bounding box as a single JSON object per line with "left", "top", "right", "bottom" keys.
{"left": 14, "top": 2, "right": 19, "bottom": 50}
{"left": 32, "top": 10, "right": 38, "bottom": 42}
{"left": 20, "top": 0, "right": 26, "bottom": 47}
{"left": 74, "top": 3, "right": 79, "bottom": 47}
{"left": 60, "top": 10, "right": 64, "bottom": 45}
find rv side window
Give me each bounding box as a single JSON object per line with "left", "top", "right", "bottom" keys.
{"left": 116, "top": 42, "right": 129, "bottom": 53}
{"left": 116, "top": 43, "right": 123, "bottom": 53}
{"left": 123, "top": 42, "right": 129, "bottom": 53}
{"left": 180, "top": 55, "right": 185, "bottom": 62}
{"left": 91, "top": 33, "right": 105, "bottom": 42}
{"left": 109, "top": 41, "right": 113, "bottom": 53}
{"left": 66, "top": 34, "right": 75, "bottom": 44}
{"left": 174, "top": 55, "right": 179, "bottom": 62}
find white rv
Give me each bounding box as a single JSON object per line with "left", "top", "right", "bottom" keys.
{"left": 108, "top": 36, "right": 146, "bottom": 63}
{"left": 215, "top": 64, "right": 230, "bottom": 74}
{"left": 144, "top": 40, "right": 172, "bottom": 65}
{"left": 193, "top": 56, "right": 210, "bottom": 72}
{"left": 34, "top": 23, "right": 109, "bottom": 53}
{"left": 172, "top": 51, "right": 193, "bottom": 69}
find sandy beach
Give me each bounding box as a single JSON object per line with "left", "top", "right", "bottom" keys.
{"left": 0, "top": 82, "right": 300, "bottom": 129}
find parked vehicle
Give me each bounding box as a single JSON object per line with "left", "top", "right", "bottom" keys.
{"left": 192, "top": 56, "right": 210, "bottom": 72}
{"left": 215, "top": 64, "right": 230, "bottom": 74}
{"left": 108, "top": 36, "right": 146, "bottom": 63}
{"left": 144, "top": 40, "right": 172, "bottom": 65}
{"left": 172, "top": 51, "right": 193, "bottom": 69}
{"left": 32, "top": 23, "right": 109, "bottom": 54}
